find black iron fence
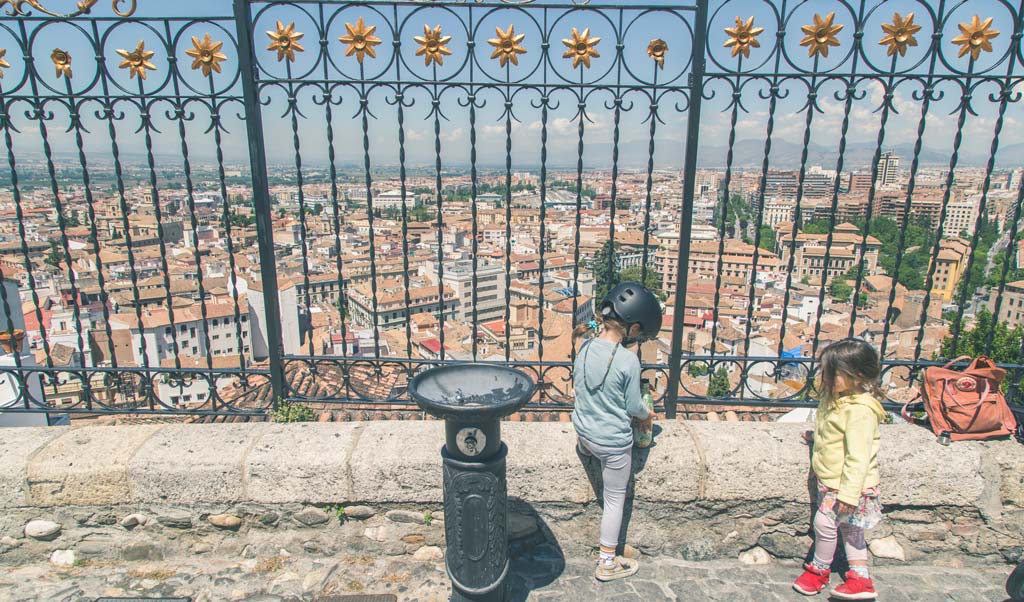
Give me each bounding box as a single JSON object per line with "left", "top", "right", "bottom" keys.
{"left": 0, "top": 0, "right": 1021, "bottom": 420}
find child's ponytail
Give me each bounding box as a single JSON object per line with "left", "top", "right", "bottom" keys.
{"left": 573, "top": 319, "right": 599, "bottom": 341}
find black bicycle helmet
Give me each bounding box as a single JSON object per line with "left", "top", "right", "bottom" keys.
{"left": 600, "top": 282, "right": 662, "bottom": 341}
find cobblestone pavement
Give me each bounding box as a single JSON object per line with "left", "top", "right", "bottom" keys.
{"left": 0, "top": 544, "right": 1015, "bottom": 602}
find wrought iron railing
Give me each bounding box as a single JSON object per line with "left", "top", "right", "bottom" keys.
{"left": 0, "top": 0, "right": 1021, "bottom": 421}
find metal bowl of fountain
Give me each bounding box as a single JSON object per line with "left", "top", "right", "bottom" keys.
{"left": 408, "top": 363, "right": 535, "bottom": 422}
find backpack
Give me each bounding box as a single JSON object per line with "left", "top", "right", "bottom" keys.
{"left": 901, "top": 356, "right": 1018, "bottom": 442}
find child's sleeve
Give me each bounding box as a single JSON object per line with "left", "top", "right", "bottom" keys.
{"left": 622, "top": 361, "right": 649, "bottom": 420}
{"left": 837, "top": 405, "right": 876, "bottom": 506}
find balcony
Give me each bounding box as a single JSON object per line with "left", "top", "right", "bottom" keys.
{"left": 0, "top": 0, "right": 1021, "bottom": 426}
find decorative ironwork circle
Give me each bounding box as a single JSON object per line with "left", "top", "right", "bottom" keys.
{"left": 647, "top": 38, "right": 667, "bottom": 69}
{"left": 185, "top": 33, "right": 227, "bottom": 77}
{"left": 951, "top": 15, "right": 999, "bottom": 61}
{"left": 116, "top": 40, "right": 156, "bottom": 80}
{"left": 561, "top": 26, "right": 600, "bottom": 70}
{"left": 799, "top": 12, "right": 843, "bottom": 58}
{"left": 723, "top": 16, "right": 763, "bottom": 59}
{"left": 51, "top": 47, "right": 72, "bottom": 79}
{"left": 267, "top": 20, "right": 305, "bottom": 63}
{"left": 339, "top": 17, "right": 382, "bottom": 64}
{"left": 414, "top": 24, "right": 453, "bottom": 67}
{"left": 488, "top": 24, "right": 526, "bottom": 68}
{"left": 879, "top": 12, "right": 921, "bottom": 58}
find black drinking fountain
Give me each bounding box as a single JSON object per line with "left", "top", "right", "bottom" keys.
{"left": 408, "top": 364, "right": 536, "bottom": 602}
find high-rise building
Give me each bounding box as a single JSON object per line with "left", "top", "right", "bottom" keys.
{"left": 877, "top": 150, "right": 900, "bottom": 187}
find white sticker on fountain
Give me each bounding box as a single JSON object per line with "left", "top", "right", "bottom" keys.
{"left": 456, "top": 427, "right": 486, "bottom": 457}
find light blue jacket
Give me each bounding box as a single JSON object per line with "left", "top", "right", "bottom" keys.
{"left": 571, "top": 338, "right": 649, "bottom": 448}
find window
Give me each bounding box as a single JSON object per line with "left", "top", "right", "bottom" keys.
{"left": 164, "top": 327, "right": 172, "bottom": 335}
{"left": 213, "top": 335, "right": 220, "bottom": 340}
{"left": 212, "top": 319, "right": 218, "bottom": 327}
{"left": 183, "top": 395, "right": 192, "bottom": 402}
{"left": 171, "top": 396, "right": 180, "bottom": 404}
{"left": 198, "top": 393, "right": 206, "bottom": 400}
{"left": 241, "top": 316, "right": 247, "bottom": 323}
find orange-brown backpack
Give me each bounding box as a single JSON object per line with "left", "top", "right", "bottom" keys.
{"left": 902, "top": 356, "right": 1018, "bottom": 441}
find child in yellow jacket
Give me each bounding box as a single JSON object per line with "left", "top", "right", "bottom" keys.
{"left": 794, "top": 338, "right": 887, "bottom": 601}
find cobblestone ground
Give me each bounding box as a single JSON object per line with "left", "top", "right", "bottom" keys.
{"left": 0, "top": 542, "right": 1015, "bottom": 602}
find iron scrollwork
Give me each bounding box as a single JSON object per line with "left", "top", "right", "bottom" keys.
{"left": 1, "top": 0, "right": 136, "bottom": 18}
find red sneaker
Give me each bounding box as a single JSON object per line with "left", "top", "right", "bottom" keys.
{"left": 793, "top": 563, "right": 831, "bottom": 596}
{"left": 831, "top": 570, "right": 877, "bottom": 600}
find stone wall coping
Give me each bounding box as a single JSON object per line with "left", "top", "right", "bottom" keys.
{"left": 2, "top": 421, "right": 1020, "bottom": 512}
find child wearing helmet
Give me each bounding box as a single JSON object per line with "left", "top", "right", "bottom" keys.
{"left": 571, "top": 282, "right": 662, "bottom": 582}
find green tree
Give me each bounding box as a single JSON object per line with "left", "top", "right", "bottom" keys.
{"left": 758, "top": 225, "right": 776, "bottom": 252}
{"left": 707, "top": 367, "right": 731, "bottom": 398}
{"left": 941, "top": 308, "right": 1022, "bottom": 367}
{"left": 687, "top": 362, "right": 709, "bottom": 377}
{"left": 829, "top": 278, "right": 853, "bottom": 303}
{"left": 619, "top": 265, "right": 663, "bottom": 300}
{"left": 592, "top": 240, "right": 620, "bottom": 302}
{"left": 44, "top": 240, "right": 62, "bottom": 267}
{"left": 802, "top": 219, "right": 830, "bottom": 235}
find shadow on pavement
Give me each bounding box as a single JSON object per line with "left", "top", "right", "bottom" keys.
{"left": 507, "top": 500, "right": 566, "bottom": 602}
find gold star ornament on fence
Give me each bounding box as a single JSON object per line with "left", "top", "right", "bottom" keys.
{"left": 267, "top": 21, "right": 305, "bottom": 63}
{"left": 340, "top": 17, "right": 381, "bottom": 64}
{"left": 414, "top": 25, "right": 453, "bottom": 67}
{"left": 116, "top": 40, "right": 156, "bottom": 80}
{"left": 51, "top": 48, "right": 72, "bottom": 80}
{"left": 488, "top": 25, "right": 526, "bottom": 68}
{"left": 562, "top": 27, "right": 600, "bottom": 69}
{"left": 723, "top": 16, "right": 763, "bottom": 59}
{"left": 951, "top": 15, "right": 1000, "bottom": 61}
{"left": 647, "top": 38, "right": 668, "bottom": 69}
{"left": 185, "top": 34, "right": 227, "bottom": 77}
{"left": 0, "top": 48, "right": 9, "bottom": 79}
{"left": 880, "top": 12, "right": 922, "bottom": 57}
{"left": 800, "top": 12, "right": 843, "bottom": 58}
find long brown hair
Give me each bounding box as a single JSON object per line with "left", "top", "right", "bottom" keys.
{"left": 816, "top": 338, "right": 884, "bottom": 407}
{"left": 572, "top": 314, "right": 626, "bottom": 341}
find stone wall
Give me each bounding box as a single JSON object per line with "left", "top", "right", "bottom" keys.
{"left": 1, "top": 421, "right": 1021, "bottom": 569}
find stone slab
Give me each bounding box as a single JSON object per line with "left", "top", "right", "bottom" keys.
{"left": 687, "top": 421, "right": 811, "bottom": 502}
{"left": 0, "top": 427, "right": 68, "bottom": 508}
{"left": 633, "top": 423, "right": 701, "bottom": 503}
{"left": 504, "top": 423, "right": 594, "bottom": 503}
{"left": 26, "top": 425, "right": 163, "bottom": 506}
{"left": 128, "top": 423, "right": 265, "bottom": 504}
{"left": 245, "top": 422, "right": 361, "bottom": 503}
{"left": 349, "top": 421, "right": 443, "bottom": 503}
{"left": 877, "top": 423, "right": 985, "bottom": 506}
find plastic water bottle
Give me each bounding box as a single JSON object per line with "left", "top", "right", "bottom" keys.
{"left": 634, "top": 379, "right": 654, "bottom": 448}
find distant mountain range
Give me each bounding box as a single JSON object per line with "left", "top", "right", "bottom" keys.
{"left": 519, "top": 138, "right": 1013, "bottom": 170}
{"left": 29, "top": 137, "right": 1017, "bottom": 173}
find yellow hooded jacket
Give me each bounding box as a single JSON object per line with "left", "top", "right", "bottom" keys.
{"left": 811, "top": 392, "right": 887, "bottom": 506}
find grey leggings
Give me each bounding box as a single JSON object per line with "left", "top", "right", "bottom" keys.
{"left": 813, "top": 511, "right": 868, "bottom": 567}
{"left": 577, "top": 436, "right": 633, "bottom": 549}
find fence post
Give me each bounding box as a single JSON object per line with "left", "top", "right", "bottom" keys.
{"left": 665, "top": 0, "right": 708, "bottom": 419}
{"left": 234, "top": 0, "right": 286, "bottom": 408}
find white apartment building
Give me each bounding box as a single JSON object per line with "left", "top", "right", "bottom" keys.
{"left": 109, "top": 296, "right": 253, "bottom": 368}
{"left": 440, "top": 260, "right": 506, "bottom": 324}
{"left": 943, "top": 194, "right": 981, "bottom": 238}
{"left": 763, "top": 198, "right": 796, "bottom": 228}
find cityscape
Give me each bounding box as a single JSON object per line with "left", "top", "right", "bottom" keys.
{"left": 1, "top": 149, "right": 1022, "bottom": 417}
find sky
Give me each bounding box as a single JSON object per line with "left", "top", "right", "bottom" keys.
{"left": 0, "top": 0, "right": 1021, "bottom": 175}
